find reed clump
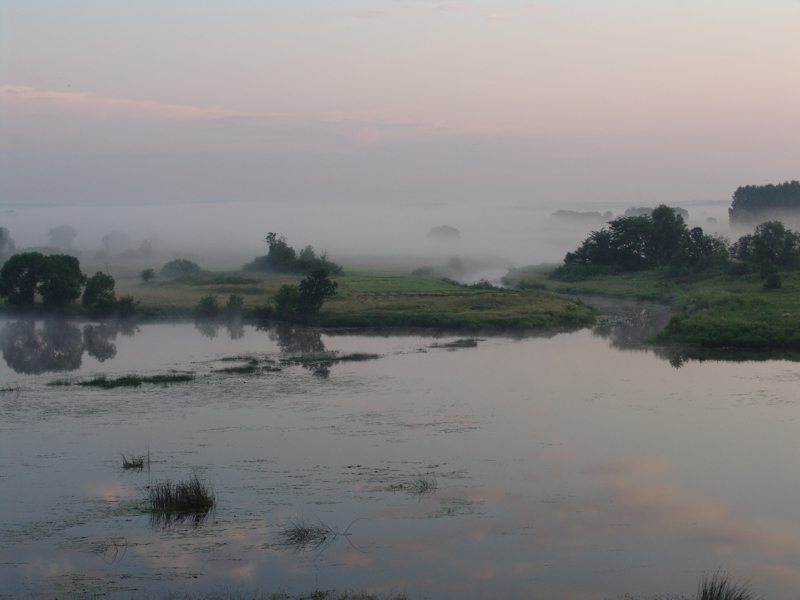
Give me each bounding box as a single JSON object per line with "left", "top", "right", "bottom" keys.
{"left": 276, "top": 517, "right": 339, "bottom": 553}
{"left": 121, "top": 450, "right": 150, "bottom": 471}
{"left": 147, "top": 474, "right": 215, "bottom": 521}
{"left": 697, "top": 571, "right": 755, "bottom": 600}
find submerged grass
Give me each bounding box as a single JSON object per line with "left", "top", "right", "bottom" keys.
{"left": 389, "top": 473, "right": 437, "bottom": 498}
{"left": 218, "top": 364, "right": 260, "bottom": 374}
{"left": 275, "top": 516, "right": 341, "bottom": 554}
{"left": 431, "top": 338, "right": 480, "bottom": 349}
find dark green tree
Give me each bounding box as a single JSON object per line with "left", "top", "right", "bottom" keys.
{"left": 0, "top": 252, "right": 45, "bottom": 308}
{"left": 39, "top": 255, "right": 86, "bottom": 308}
{"left": 273, "top": 268, "right": 338, "bottom": 322}
{"left": 140, "top": 268, "right": 156, "bottom": 283}
{"left": 83, "top": 272, "right": 117, "bottom": 314}
{"left": 160, "top": 259, "right": 201, "bottom": 279}
{"left": 730, "top": 221, "right": 800, "bottom": 268}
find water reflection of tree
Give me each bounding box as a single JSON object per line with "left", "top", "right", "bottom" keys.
{"left": 1, "top": 319, "right": 140, "bottom": 374}
{"left": 194, "top": 320, "right": 220, "bottom": 339}
{"left": 1, "top": 320, "right": 84, "bottom": 374}
{"left": 193, "top": 316, "right": 245, "bottom": 340}
{"left": 591, "top": 304, "right": 671, "bottom": 350}
{"left": 83, "top": 324, "right": 118, "bottom": 362}
{"left": 266, "top": 323, "right": 326, "bottom": 354}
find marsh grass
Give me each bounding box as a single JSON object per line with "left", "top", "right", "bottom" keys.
{"left": 697, "top": 571, "right": 756, "bottom": 600}
{"left": 218, "top": 364, "right": 260, "bottom": 374}
{"left": 275, "top": 516, "right": 341, "bottom": 554}
{"left": 77, "top": 373, "right": 194, "bottom": 388}
{"left": 162, "top": 591, "right": 409, "bottom": 600}
{"left": 46, "top": 378, "right": 74, "bottom": 386}
{"left": 147, "top": 474, "right": 215, "bottom": 528}
{"left": 431, "top": 338, "right": 480, "bottom": 349}
{"left": 121, "top": 449, "right": 150, "bottom": 471}
{"left": 0, "top": 382, "right": 24, "bottom": 399}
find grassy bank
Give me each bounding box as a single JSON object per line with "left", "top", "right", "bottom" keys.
{"left": 110, "top": 271, "right": 595, "bottom": 331}
{"left": 504, "top": 268, "right": 800, "bottom": 348}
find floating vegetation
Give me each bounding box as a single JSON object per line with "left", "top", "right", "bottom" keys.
{"left": 0, "top": 382, "right": 24, "bottom": 399}
{"left": 76, "top": 373, "right": 195, "bottom": 389}
{"left": 89, "top": 535, "right": 128, "bottom": 565}
{"left": 218, "top": 364, "right": 260, "bottom": 375}
{"left": 162, "top": 591, "right": 409, "bottom": 600}
{"left": 698, "top": 571, "right": 755, "bottom": 600}
{"left": 389, "top": 473, "right": 437, "bottom": 498}
{"left": 147, "top": 474, "right": 215, "bottom": 528}
{"left": 46, "top": 378, "right": 74, "bottom": 387}
{"left": 427, "top": 497, "right": 482, "bottom": 518}
{"left": 275, "top": 516, "right": 341, "bottom": 554}
{"left": 121, "top": 449, "right": 150, "bottom": 472}
{"left": 431, "top": 338, "right": 480, "bottom": 349}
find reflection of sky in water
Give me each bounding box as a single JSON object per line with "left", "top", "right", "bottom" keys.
{"left": 2, "top": 320, "right": 800, "bottom": 598}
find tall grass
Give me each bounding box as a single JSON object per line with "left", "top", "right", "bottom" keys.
{"left": 275, "top": 516, "right": 340, "bottom": 554}
{"left": 121, "top": 449, "right": 150, "bottom": 471}
{"left": 697, "top": 571, "right": 755, "bottom": 600}
{"left": 147, "top": 474, "right": 215, "bottom": 527}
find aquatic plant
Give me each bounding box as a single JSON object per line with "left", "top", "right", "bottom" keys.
{"left": 77, "top": 373, "right": 194, "bottom": 388}
{"left": 390, "top": 473, "right": 437, "bottom": 498}
{"left": 162, "top": 590, "right": 408, "bottom": 600}
{"left": 431, "top": 338, "right": 479, "bottom": 349}
{"left": 121, "top": 449, "right": 150, "bottom": 471}
{"left": 218, "top": 364, "right": 260, "bottom": 374}
{"left": 147, "top": 474, "right": 215, "bottom": 527}
{"left": 697, "top": 571, "right": 755, "bottom": 600}
{"left": 275, "top": 516, "right": 340, "bottom": 554}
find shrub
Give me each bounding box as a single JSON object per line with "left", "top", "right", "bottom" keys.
{"left": 83, "top": 272, "right": 117, "bottom": 314}
{"left": 243, "top": 232, "right": 343, "bottom": 275}
{"left": 117, "top": 295, "right": 139, "bottom": 317}
{"left": 225, "top": 293, "right": 245, "bottom": 315}
{"left": 140, "top": 268, "right": 155, "bottom": 283}
{"left": 160, "top": 259, "right": 201, "bottom": 279}
{"left": 764, "top": 272, "right": 782, "bottom": 289}
{"left": 195, "top": 294, "right": 220, "bottom": 317}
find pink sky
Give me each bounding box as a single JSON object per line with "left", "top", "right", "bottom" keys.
{"left": 1, "top": 0, "right": 799, "bottom": 206}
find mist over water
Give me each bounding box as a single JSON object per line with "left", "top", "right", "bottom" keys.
{"left": 0, "top": 199, "right": 733, "bottom": 275}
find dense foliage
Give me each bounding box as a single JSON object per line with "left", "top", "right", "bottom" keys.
{"left": 160, "top": 259, "right": 202, "bottom": 279}
{"left": 82, "top": 272, "right": 118, "bottom": 315}
{"left": 557, "top": 206, "right": 727, "bottom": 278}
{"left": 273, "top": 267, "right": 339, "bottom": 322}
{"left": 0, "top": 252, "right": 87, "bottom": 309}
{"left": 243, "top": 233, "right": 343, "bottom": 275}
{"left": 729, "top": 180, "right": 800, "bottom": 226}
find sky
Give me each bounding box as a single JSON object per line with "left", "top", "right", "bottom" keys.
{"left": 1, "top": 0, "right": 799, "bottom": 209}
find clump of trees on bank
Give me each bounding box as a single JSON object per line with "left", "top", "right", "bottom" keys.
{"left": 0, "top": 252, "right": 136, "bottom": 315}
{"left": 556, "top": 205, "right": 800, "bottom": 289}
{"left": 729, "top": 180, "right": 800, "bottom": 226}
{"left": 243, "top": 233, "right": 343, "bottom": 276}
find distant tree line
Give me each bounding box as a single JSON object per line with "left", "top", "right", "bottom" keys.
{"left": 556, "top": 205, "right": 800, "bottom": 288}
{"left": 243, "top": 233, "right": 343, "bottom": 275}
{"left": 729, "top": 181, "right": 800, "bottom": 226}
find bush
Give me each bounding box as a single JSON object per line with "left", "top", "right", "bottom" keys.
{"left": 140, "top": 268, "right": 155, "bottom": 283}
{"left": 225, "top": 293, "right": 245, "bottom": 315}
{"left": 117, "top": 295, "right": 139, "bottom": 317}
{"left": 273, "top": 268, "right": 338, "bottom": 322}
{"left": 160, "top": 259, "right": 201, "bottom": 279}
{"left": 83, "top": 272, "right": 117, "bottom": 315}
{"left": 412, "top": 266, "right": 436, "bottom": 277}
{"left": 195, "top": 294, "right": 220, "bottom": 317}
{"left": 764, "top": 272, "right": 782, "bottom": 289}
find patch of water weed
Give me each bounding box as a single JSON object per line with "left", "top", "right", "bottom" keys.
{"left": 275, "top": 516, "right": 342, "bottom": 554}
{"left": 389, "top": 472, "right": 437, "bottom": 499}
{"left": 697, "top": 571, "right": 756, "bottom": 600}
{"left": 0, "top": 382, "right": 24, "bottom": 399}
{"left": 46, "top": 378, "right": 74, "bottom": 386}
{"left": 77, "top": 372, "right": 194, "bottom": 389}
{"left": 162, "top": 591, "right": 409, "bottom": 600}
{"left": 430, "top": 338, "right": 481, "bottom": 349}
{"left": 89, "top": 535, "right": 129, "bottom": 565}
{"left": 427, "top": 497, "right": 482, "bottom": 518}
{"left": 218, "top": 364, "right": 260, "bottom": 375}
{"left": 121, "top": 448, "right": 150, "bottom": 472}
{"left": 147, "top": 474, "right": 215, "bottom": 528}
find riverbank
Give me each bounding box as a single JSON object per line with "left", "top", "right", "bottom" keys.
{"left": 107, "top": 271, "right": 597, "bottom": 331}
{"left": 504, "top": 268, "right": 800, "bottom": 349}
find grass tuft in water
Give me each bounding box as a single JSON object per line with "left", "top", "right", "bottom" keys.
{"left": 121, "top": 449, "right": 150, "bottom": 471}
{"left": 147, "top": 474, "right": 215, "bottom": 528}
{"left": 162, "top": 591, "right": 409, "bottom": 600}
{"left": 218, "top": 364, "right": 260, "bottom": 374}
{"left": 697, "top": 571, "right": 755, "bottom": 600}
{"left": 275, "top": 516, "right": 340, "bottom": 553}
{"left": 77, "top": 373, "right": 194, "bottom": 388}
{"left": 431, "top": 338, "right": 480, "bottom": 349}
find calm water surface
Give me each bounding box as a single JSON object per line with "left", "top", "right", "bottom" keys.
{"left": 2, "top": 311, "right": 800, "bottom": 599}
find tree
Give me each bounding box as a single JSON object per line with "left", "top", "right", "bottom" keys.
{"left": 0, "top": 227, "right": 14, "bottom": 258}
{"left": 730, "top": 221, "right": 800, "bottom": 268}
{"left": 140, "top": 268, "right": 156, "bottom": 283}
{"left": 83, "top": 272, "right": 117, "bottom": 314}
{"left": 729, "top": 181, "right": 800, "bottom": 226}
{"left": 0, "top": 252, "right": 45, "bottom": 308}
{"left": 39, "top": 255, "right": 86, "bottom": 308}
{"left": 47, "top": 225, "right": 78, "bottom": 249}
{"left": 243, "top": 233, "right": 344, "bottom": 275}
{"left": 273, "top": 268, "right": 338, "bottom": 322}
